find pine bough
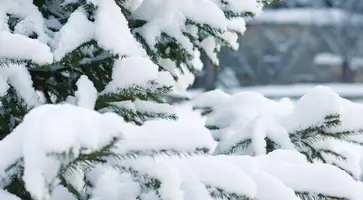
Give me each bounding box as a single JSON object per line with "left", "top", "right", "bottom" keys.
{"left": 193, "top": 86, "right": 363, "bottom": 199}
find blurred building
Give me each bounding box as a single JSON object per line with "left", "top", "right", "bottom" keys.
{"left": 193, "top": 0, "right": 363, "bottom": 89}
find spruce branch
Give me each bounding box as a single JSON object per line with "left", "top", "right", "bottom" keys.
{"left": 330, "top": 163, "right": 356, "bottom": 179}
{"left": 113, "top": 148, "right": 209, "bottom": 162}
{"left": 3, "top": 160, "right": 31, "bottom": 200}
{"left": 115, "top": 166, "right": 162, "bottom": 196}
{"left": 207, "top": 186, "right": 253, "bottom": 200}
{"left": 100, "top": 105, "right": 177, "bottom": 125}
{"left": 193, "top": 106, "right": 214, "bottom": 116}
{"left": 296, "top": 191, "right": 348, "bottom": 200}
{"left": 96, "top": 83, "right": 173, "bottom": 108}
{"left": 6, "top": 14, "right": 21, "bottom": 31}
{"left": 205, "top": 125, "right": 220, "bottom": 131}
{"left": 319, "top": 149, "right": 347, "bottom": 161}
{"left": 52, "top": 137, "right": 121, "bottom": 199}
{"left": 0, "top": 58, "right": 40, "bottom": 68}
{"left": 220, "top": 139, "right": 252, "bottom": 155}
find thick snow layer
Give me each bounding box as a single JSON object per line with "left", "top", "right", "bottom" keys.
{"left": 102, "top": 57, "right": 159, "bottom": 93}
{"left": 222, "top": 83, "right": 363, "bottom": 99}
{"left": 193, "top": 89, "right": 230, "bottom": 108}
{"left": 93, "top": 0, "right": 145, "bottom": 56}
{"left": 0, "top": 103, "right": 363, "bottom": 199}
{"left": 133, "top": 0, "right": 227, "bottom": 52}
{"left": 0, "top": 0, "right": 266, "bottom": 109}
{"left": 89, "top": 166, "right": 141, "bottom": 200}
{"left": 0, "top": 104, "right": 125, "bottom": 200}
{"left": 0, "top": 190, "right": 20, "bottom": 200}
{"left": 53, "top": 9, "right": 94, "bottom": 61}
{"left": 200, "top": 37, "right": 219, "bottom": 65}
{"left": 134, "top": 100, "right": 174, "bottom": 115}
{"left": 115, "top": 117, "right": 215, "bottom": 155}
{"left": 281, "top": 86, "right": 341, "bottom": 132}
{"left": 193, "top": 85, "right": 363, "bottom": 178}
{"left": 75, "top": 75, "right": 97, "bottom": 109}
{"left": 0, "top": 64, "right": 42, "bottom": 107}
{"left": 0, "top": 31, "right": 53, "bottom": 65}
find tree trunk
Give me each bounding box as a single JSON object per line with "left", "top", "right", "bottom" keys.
{"left": 201, "top": 53, "right": 218, "bottom": 91}
{"left": 341, "top": 59, "right": 354, "bottom": 82}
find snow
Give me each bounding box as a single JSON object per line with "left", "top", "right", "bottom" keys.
{"left": 2, "top": 1, "right": 363, "bottom": 199}
{"left": 314, "top": 52, "right": 343, "bottom": 66}
{"left": 200, "top": 37, "right": 218, "bottom": 65}
{"left": 89, "top": 166, "right": 141, "bottom": 200}
{"left": 93, "top": 0, "right": 145, "bottom": 56}
{"left": 251, "top": 172, "right": 297, "bottom": 200}
{"left": 133, "top": 0, "right": 227, "bottom": 53}
{"left": 0, "top": 64, "right": 42, "bottom": 107}
{"left": 75, "top": 75, "right": 98, "bottom": 109}
{"left": 102, "top": 57, "right": 159, "bottom": 93}
{"left": 259, "top": 153, "right": 363, "bottom": 199}
{"left": 227, "top": 18, "right": 247, "bottom": 34}
{"left": 251, "top": 8, "right": 363, "bottom": 25}
{"left": 250, "top": 118, "right": 268, "bottom": 156}
{"left": 115, "top": 117, "right": 215, "bottom": 155}
{"left": 213, "top": 0, "right": 264, "bottom": 16}
{"left": 220, "top": 83, "right": 363, "bottom": 100}
{"left": 281, "top": 86, "right": 341, "bottom": 132}
{"left": 218, "top": 150, "right": 363, "bottom": 200}
{"left": 134, "top": 100, "right": 174, "bottom": 115}
{"left": 156, "top": 71, "right": 175, "bottom": 87}
{"left": 50, "top": 186, "right": 77, "bottom": 200}
{"left": 314, "top": 53, "right": 363, "bottom": 69}
{"left": 53, "top": 9, "right": 94, "bottom": 61}
{"left": 0, "top": 190, "right": 20, "bottom": 200}
{"left": 0, "top": 11, "right": 9, "bottom": 32}
{"left": 0, "top": 31, "right": 53, "bottom": 65}
{"left": 185, "top": 156, "right": 257, "bottom": 198}
{"left": 0, "top": 101, "right": 363, "bottom": 199}
{"left": 13, "top": 12, "right": 48, "bottom": 43}
{"left": 0, "top": 104, "right": 125, "bottom": 200}
{"left": 193, "top": 89, "right": 230, "bottom": 108}
{"left": 193, "top": 85, "right": 363, "bottom": 179}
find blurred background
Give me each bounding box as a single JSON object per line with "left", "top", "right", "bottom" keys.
{"left": 191, "top": 0, "right": 363, "bottom": 101}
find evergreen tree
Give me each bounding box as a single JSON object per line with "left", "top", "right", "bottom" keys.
{"left": 0, "top": 1, "right": 361, "bottom": 200}
{"left": 0, "top": 0, "right": 270, "bottom": 139}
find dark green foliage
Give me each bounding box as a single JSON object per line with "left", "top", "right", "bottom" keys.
{"left": 0, "top": 1, "right": 178, "bottom": 137}
{"left": 200, "top": 104, "right": 363, "bottom": 178}
{"left": 207, "top": 186, "right": 253, "bottom": 200}
{"left": 296, "top": 192, "right": 348, "bottom": 200}
{"left": 4, "top": 161, "right": 32, "bottom": 200}
{"left": 0, "top": 88, "right": 28, "bottom": 140}
{"left": 290, "top": 114, "right": 363, "bottom": 177}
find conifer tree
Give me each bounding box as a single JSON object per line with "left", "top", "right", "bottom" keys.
{"left": 1, "top": 1, "right": 362, "bottom": 200}
{"left": 0, "top": 0, "right": 268, "bottom": 139}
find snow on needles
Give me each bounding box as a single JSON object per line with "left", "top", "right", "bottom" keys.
{"left": 102, "top": 57, "right": 159, "bottom": 93}
{"left": 0, "top": 96, "right": 363, "bottom": 199}
{"left": 53, "top": 9, "right": 94, "bottom": 61}
{"left": 0, "top": 0, "right": 264, "bottom": 109}
{"left": 75, "top": 75, "right": 98, "bottom": 109}
{"left": 0, "top": 31, "right": 53, "bottom": 64}
{"left": 193, "top": 86, "right": 363, "bottom": 178}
